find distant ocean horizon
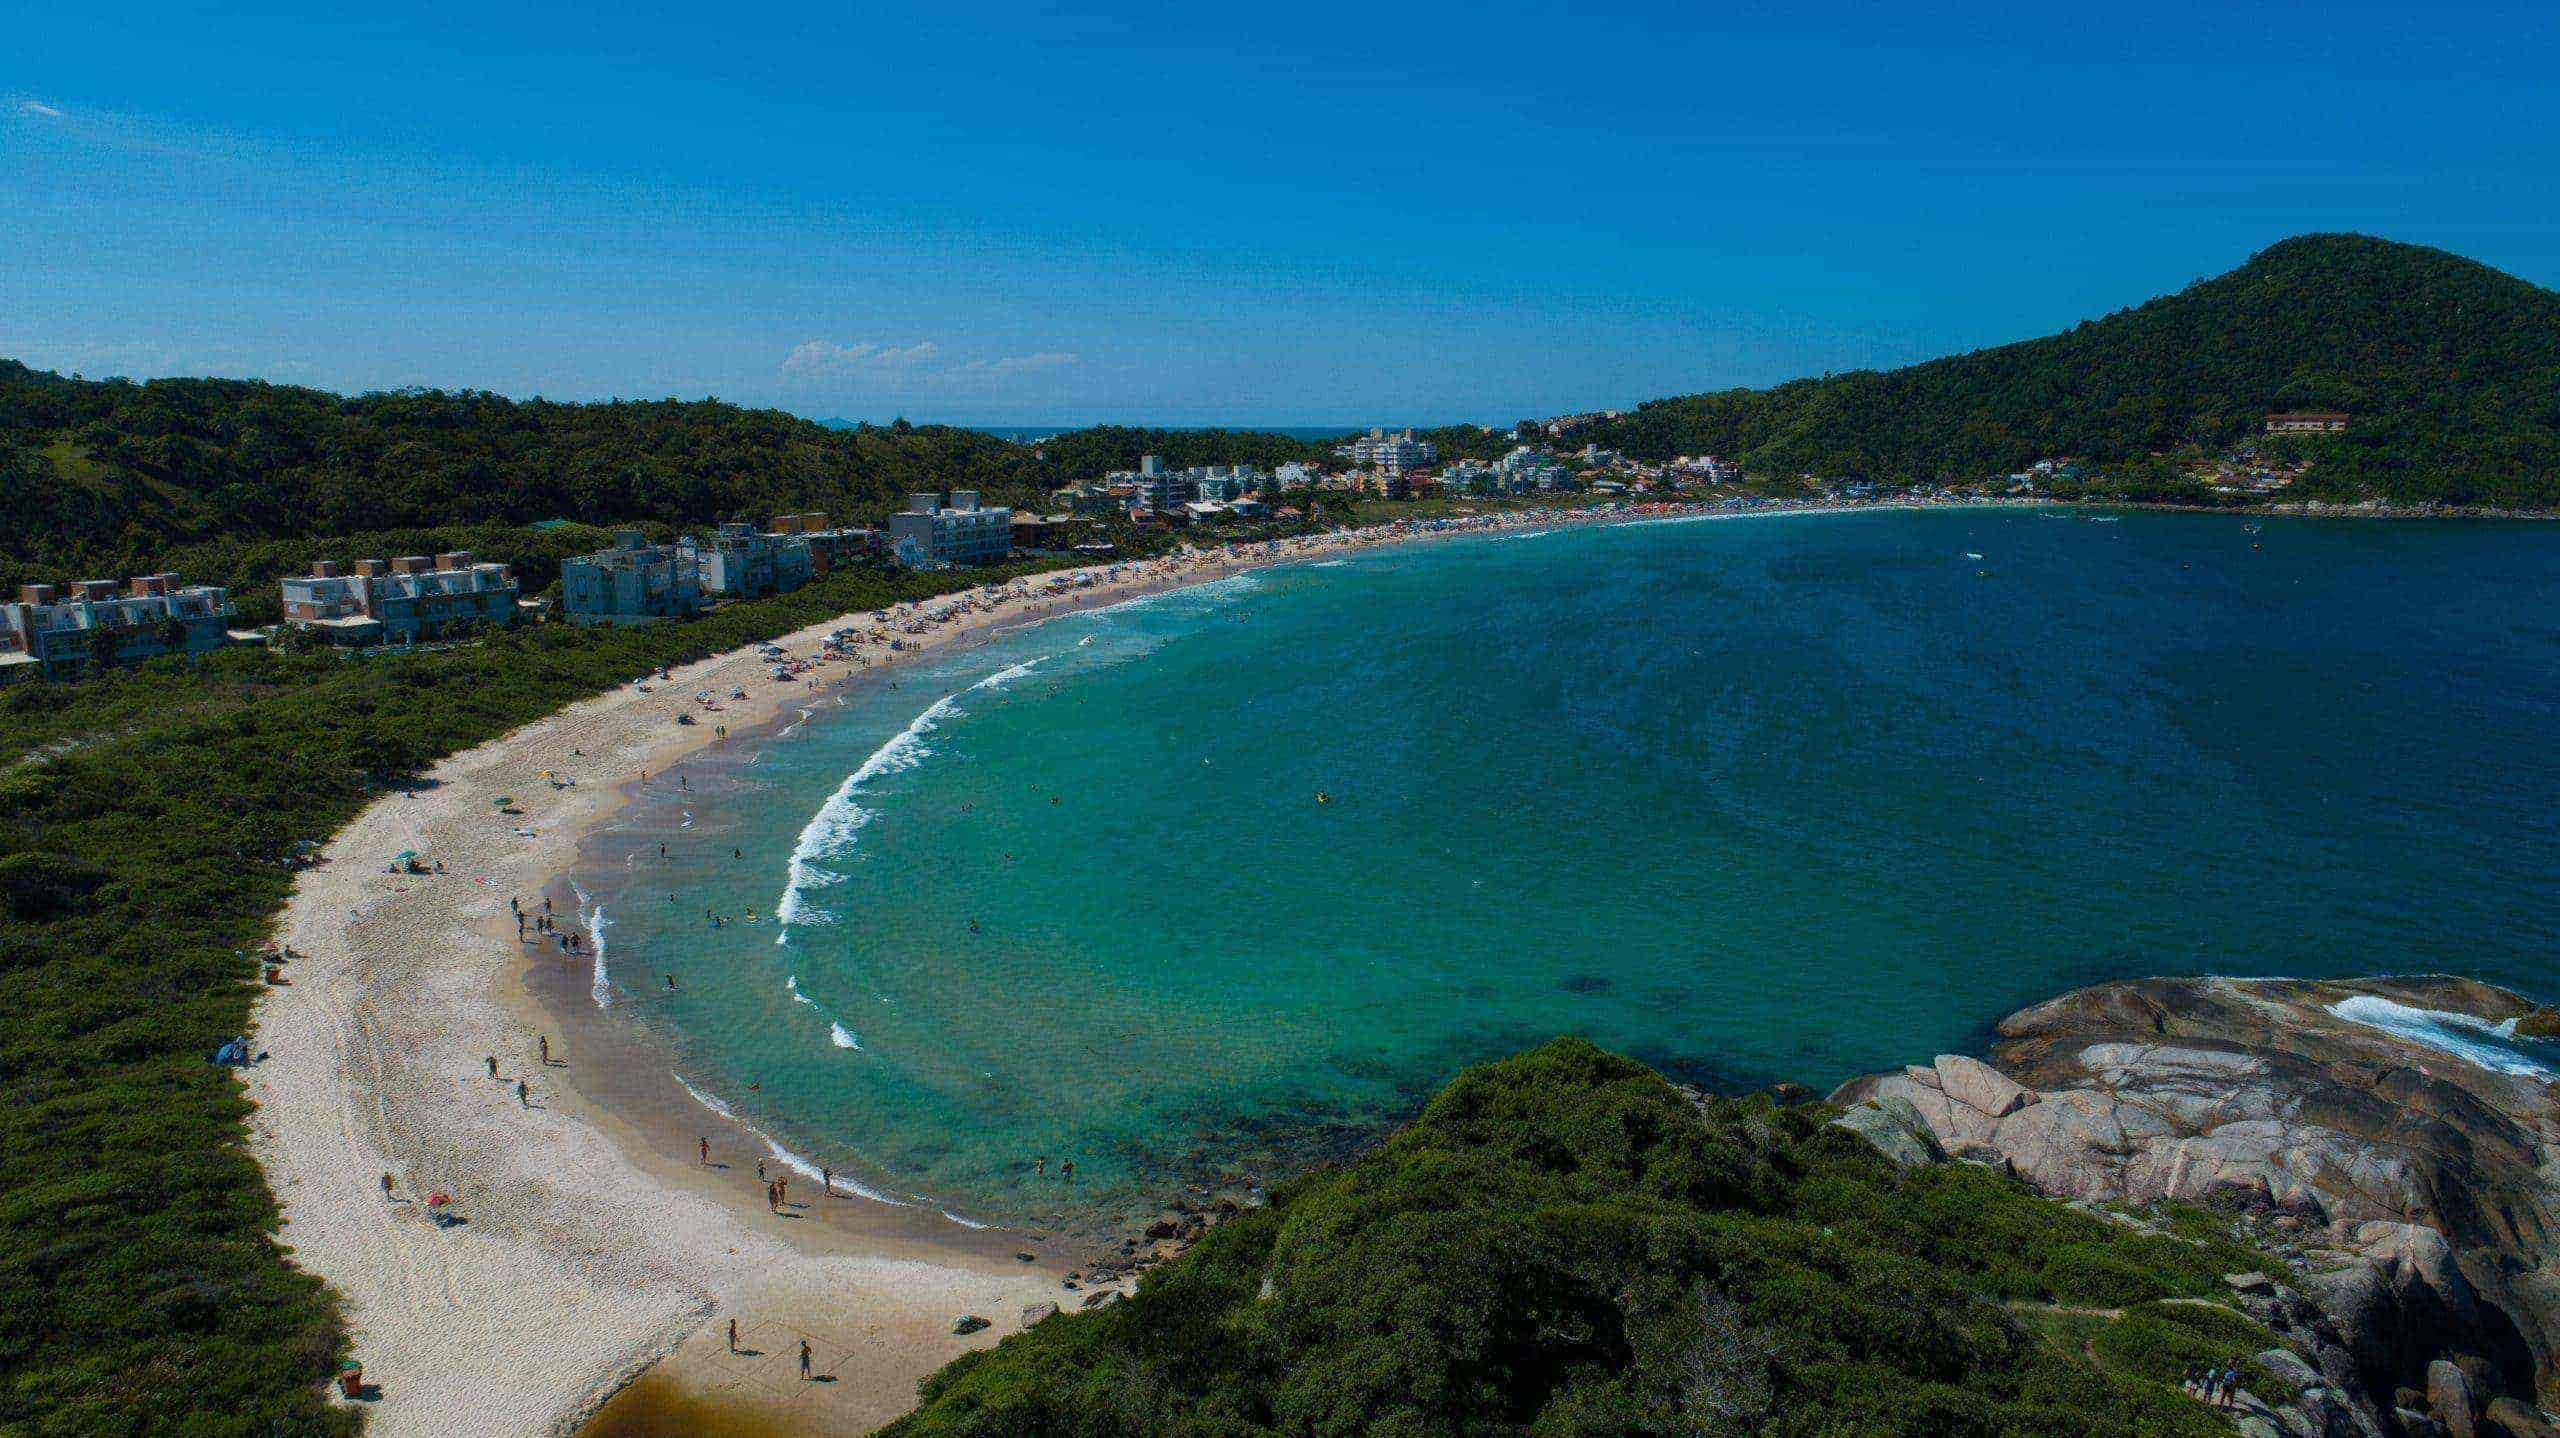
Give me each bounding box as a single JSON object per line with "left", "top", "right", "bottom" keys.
{"left": 970, "top": 425, "right": 1366, "bottom": 444}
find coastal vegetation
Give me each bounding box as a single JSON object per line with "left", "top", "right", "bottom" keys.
{"left": 0, "top": 557, "right": 1070, "bottom": 1437}
{"left": 886, "top": 1040, "right": 2283, "bottom": 1438}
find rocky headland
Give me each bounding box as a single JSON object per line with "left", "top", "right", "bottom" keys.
{"left": 1834, "top": 975, "right": 2560, "bottom": 1438}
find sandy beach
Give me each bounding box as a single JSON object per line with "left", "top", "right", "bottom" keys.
{"left": 242, "top": 502, "right": 1730, "bottom": 1436}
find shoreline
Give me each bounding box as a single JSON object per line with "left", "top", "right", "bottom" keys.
{"left": 246, "top": 497, "right": 1814, "bottom": 1438}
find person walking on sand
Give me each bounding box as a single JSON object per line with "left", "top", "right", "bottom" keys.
{"left": 486, "top": 1055, "right": 498, "bottom": 1079}
{"left": 799, "top": 1339, "right": 811, "bottom": 1380}
{"left": 700, "top": 1136, "right": 710, "bottom": 1166}
{"left": 820, "top": 1165, "right": 831, "bottom": 1196}
{"left": 756, "top": 1159, "right": 767, "bottom": 1183}
{"left": 727, "top": 1318, "right": 738, "bottom": 1353}
{"left": 381, "top": 1172, "right": 394, "bottom": 1200}
{"left": 765, "top": 1181, "right": 778, "bottom": 1213}
{"left": 776, "top": 1176, "right": 787, "bottom": 1207}
{"left": 539, "top": 1034, "right": 550, "bottom": 1065}
{"left": 516, "top": 1079, "right": 530, "bottom": 1107}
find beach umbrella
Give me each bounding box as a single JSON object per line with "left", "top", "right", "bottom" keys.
{"left": 425, "top": 1192, "right": 449, "bottom": 1208}
{"left": 392, "top": 850, "right": 419, "bottom": 863}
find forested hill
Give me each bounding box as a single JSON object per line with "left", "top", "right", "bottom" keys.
{"left": 1583, "top": 234, "right": 2560, "bottom": 506}
{"left": 0, "top": 367, "right": 1051, "bottom": 571}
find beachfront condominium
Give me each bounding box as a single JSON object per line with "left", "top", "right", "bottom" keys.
{"left": 561, "top": 529, "right": 704, "bottom": 624}
{"left": 767, "top": 512, "right": 885, "bottom": 575}
{"left": 889, "top": 491, "right": 1015, "bottom": 568}
{"left": 280, "top": 553, "right": 523, "bottom": 645}
{"left": 685, "top": 521, "right": 817, "bottom": 600}
{"left": 0, "top": 575, "right": 238, "bottom": 681}
{"left": 1335, "top": 428, "right": 1439, "bottom": 476}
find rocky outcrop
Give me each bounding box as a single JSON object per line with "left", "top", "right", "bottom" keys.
{"left": 1834, "top": 975, "right": 2560, "bottom": 1435}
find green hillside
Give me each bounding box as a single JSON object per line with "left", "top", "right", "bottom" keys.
{"left": 886, "top": 1040, "right": 2282, "bottom": 1438}
{"left": 1586, "top": 234, "right": 2560, "bottom": 505}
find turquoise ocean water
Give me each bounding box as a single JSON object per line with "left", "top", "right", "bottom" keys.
{"left": 574, "top": 508, "right": 2560, "bottom": 1235}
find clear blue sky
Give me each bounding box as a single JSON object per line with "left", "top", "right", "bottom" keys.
{"left": 6, "top": 1, "right": 2557, "bottom": 426}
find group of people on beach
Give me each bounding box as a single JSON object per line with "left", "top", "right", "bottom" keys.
{"left": 513, "top": 895, "right": 590, "bottom": 953}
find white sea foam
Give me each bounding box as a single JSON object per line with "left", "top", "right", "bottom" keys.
{"left": 829, "top": 1021, "right": 862, "bottom": 1050}
{"left": 672, "top": 1073, "right": 912, "bottom": 1205}
{"left": 939, "top": 1208, "right": 990, "bottom": 1229}
{"left": 2327, "top": 995, "right": 2554, "bottom": 1080}
{"left": 772, "top": 657, "right": 1047, "bottom": 937}
{"left": 588, "top": 904, "right": 613, "bottom": 1008}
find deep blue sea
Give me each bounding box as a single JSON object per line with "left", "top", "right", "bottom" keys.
{"left": 574, "top": 508, "right": 2560, "bottom": 1235}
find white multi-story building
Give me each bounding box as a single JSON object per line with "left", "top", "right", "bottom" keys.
{"left": 889, "top": 491, "right": 1015, "bottom": 568}
{"left": 0, "top": 575, "right": 237, "bottom": 680}
{"left": 684, "top": 522, "right": 817, "bottom": 599}
{"left": 1499, "top": 445, "right": 1572, "bottom": 492}
{"left": 281, "top": 552, "right": 521, "bottom": 645}
{"left": 1335, "top": 428, "right": 1438, "bottom": 476}
{"left": 562, "top": 530, "right": 703, "bottom": 625}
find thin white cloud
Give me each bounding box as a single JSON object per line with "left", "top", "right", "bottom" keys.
{"left": 780, "top": 339, "right": 941, "bottom": 379}
{"left": 940, "top": 351, "right": 1079, "bottom": 381}
{"left": 13, "top": 99, "right": 65, "bottom": 121}
{"left": 780, "top": 340, "right": 1078, "bottom": 390}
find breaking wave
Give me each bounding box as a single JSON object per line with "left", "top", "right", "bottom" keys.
{"left": 2327, "top": 995, "right": 2554, "bottom": 1081}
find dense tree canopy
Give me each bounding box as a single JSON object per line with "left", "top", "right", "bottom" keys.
{"left": 886, "top": 1040, "right": 2284, "bottom": 1438}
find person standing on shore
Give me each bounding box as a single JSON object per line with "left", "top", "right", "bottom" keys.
{"left": 727, "top": 1318, "right": 738, "bottom": 1353}
{"left": 775, "top": 1176, "right": 787, "bottom": 1207}
{"left": 820, "top": 1165, "right": 830, "bottom": 1196}
{"left": 516, "top": 1080, "right": 530, "bottom": 1107}
{"left": 799, "top": 1339, "right": 811, "bottom": 1380}
{"left": 380, "top": 1172, "right": 394, "bottom": 1201}
{"left": 538, "top": 1034, "right": 549, "bottom": 1065}
{"left": 699, "top": 1136, "right": 709, "bottom": 1166}
{"left": 486, "top": 1055, "right": 498, "bottom": 1079}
